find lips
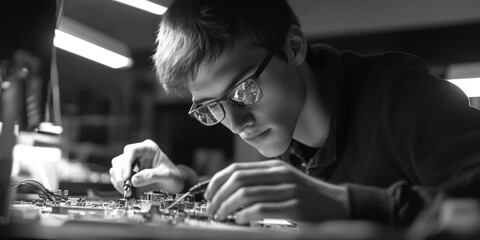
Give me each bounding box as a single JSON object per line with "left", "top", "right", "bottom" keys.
{"left": 241, "top": 129, "right": 270, "bottom": 143}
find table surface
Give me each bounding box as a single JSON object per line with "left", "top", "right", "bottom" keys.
{"left": 0, "top": 213, "right": 404, "bottom": 240}
{"left": 2, "top": 198, "right": 480, "bottom": 240}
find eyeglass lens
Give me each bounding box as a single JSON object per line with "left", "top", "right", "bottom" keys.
{"left": 193, "top": 78, "right": 262, "bottom": 125}
{"left": 228, "top": 79, "right": 263, "bottom": 107}
{"left": 192, "top": 102, "right": 224, "bottom": 126}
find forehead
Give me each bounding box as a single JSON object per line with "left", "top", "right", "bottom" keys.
{"left": 188, "top": 41, "right": 265, "bottom": 102}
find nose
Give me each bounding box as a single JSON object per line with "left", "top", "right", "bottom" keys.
{"left": 221, "top": 103, "right": 254, "bottom": 134}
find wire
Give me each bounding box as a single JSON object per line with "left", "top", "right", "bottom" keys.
{"left": 9, "top": 179, "right": 67, "bottom": 201}
{"left": 10, "top": 179, "right": 48, "bottom": 192}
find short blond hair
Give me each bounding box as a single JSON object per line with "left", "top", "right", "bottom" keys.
{"left": 152, "top": 0, "right": 300, "bottom": 95}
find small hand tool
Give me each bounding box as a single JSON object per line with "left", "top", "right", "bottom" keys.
{"left": 123, "top": 159, "right": 141, "bottom": 199}
{"left": 164, "top": 179, "right": 210, "bottom": 210}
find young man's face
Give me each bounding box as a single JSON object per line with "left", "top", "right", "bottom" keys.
{"left": 188, "top": 41, "right": 306, "bottom": 157}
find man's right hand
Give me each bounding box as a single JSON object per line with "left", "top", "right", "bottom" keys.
{"left": 109, "top": 139, "right": 185, "bottom": 197}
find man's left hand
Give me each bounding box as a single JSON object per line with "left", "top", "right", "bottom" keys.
{"left": 204, "top": 159, "right": 349, "bottom": 224}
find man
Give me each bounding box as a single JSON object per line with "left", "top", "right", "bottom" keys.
{"left": 110, "top": 0, "right": 480, "bottom": 225}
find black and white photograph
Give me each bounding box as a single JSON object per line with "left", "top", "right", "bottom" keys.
{"left": 1, "top": 0, "right": 480, "bottom": 239}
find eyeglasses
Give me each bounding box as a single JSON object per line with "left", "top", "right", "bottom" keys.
{"left": 188, "top": 48, "right": 276, "bottom": 126}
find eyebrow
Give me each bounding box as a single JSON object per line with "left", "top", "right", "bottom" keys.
{"left": 192, "top": 64, "right": 256, "bottom": 105}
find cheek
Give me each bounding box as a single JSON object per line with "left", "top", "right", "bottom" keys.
{"left": 259, "top": 66, "right": 305, "bottom": 127}
{"left": 260, "top": 92, "right": 301, "bottom": 126}
{"left": 252, "top": 68, "right": 305, "bottom": 154}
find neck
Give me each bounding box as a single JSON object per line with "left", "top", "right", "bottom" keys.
{"left": 293, "top": 62, "right": 330, "bottom": 148}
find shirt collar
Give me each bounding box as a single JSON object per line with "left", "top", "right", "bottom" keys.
{"left": 286, "top": 44, "right": 345, "bottom": 170}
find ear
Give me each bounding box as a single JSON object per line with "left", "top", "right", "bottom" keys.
{"left": 285, "top": 25, "right": 307, "bottom": 66}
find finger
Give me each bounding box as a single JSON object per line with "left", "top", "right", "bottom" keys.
{"left": 111, "top": 152, "right": 135, "bottom": 183}
{"left": 110, "top": 155, "right": 124, "bottom": 179}
{"left": 109, "top": 168, "right": 123, "bottom": 194}
{"left": 110, "top": 159, "right": 125, "bottom": 190}
{"left": 110, "top": 168, "right": 132, "bottom": 197}
{"left": 234, "top": 199, "right": 298, "bottom": 225}
{"left": 120, "top": 146, "right": 141, "bottom": 180}
{"left": 111, "top": 157, "right": 134, "bottom": 198}
{"left": 131, "top": 168, "right": 182, "bottom": 193}
{"left": 120, "top": 140, "right": 158, "bottom": 180}
{"left": 208, "top": 164, "right": 293, "bottom": 215}
{"left": 205, "top": 159, "right": 285, "bottom": 200}
{"left": 216, "top": 184, "right": 296, "bottom": 220}
{"left": 131, "top": 168, "right": 159, "bottom": 187}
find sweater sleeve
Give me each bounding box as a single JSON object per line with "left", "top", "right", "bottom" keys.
{"left": 347, "top": 181, "right": 435, "bottom": 225}
{"left": 382, "top": 66, "right": 480, "bottom": 197}
{"left": 348, "top": 56, "right": 480, "bottom": 225}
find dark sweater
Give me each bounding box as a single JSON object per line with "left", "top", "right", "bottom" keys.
{"left": 282, "top": 44, "right": 480, "bottom": 225}
{"left": 179, "top": 44, "right": 480, "bottom": 225}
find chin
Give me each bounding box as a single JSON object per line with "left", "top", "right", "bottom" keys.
{"left": 254, "top": 138, "right": 290, "bottom": 158}
{"left": 258, "top": 149, "right": 281, "bottom": 158}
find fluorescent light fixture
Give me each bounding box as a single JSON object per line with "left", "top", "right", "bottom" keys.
{"left": 54, "top": 30, "right": 132, "bottom": 69}
{"left": 448, "top": 78, "right": 480, "bottom": 98}
{"left": 446, "top": 62, "right": 480, "bottom": 98}
{"left": 55, "top": 17, "right": 133, "bottom": 69}
{"left": 113, "top": 0, "right": 167, "bottom": 15}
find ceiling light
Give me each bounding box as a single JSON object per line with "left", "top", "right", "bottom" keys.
{"left": 54, "top": 30, "right": 132, "bottom": 69}
{"left": 448, "top": 78, "right": 480, "bottom": 98}
{"left": 113, "top": 0, "right": 167, "bottom": 15}
{"left": 446, "top": 62, "right": 480, "bottom": 98}
{"left": 54, "top": 17, "right": 133, "bottom": 69}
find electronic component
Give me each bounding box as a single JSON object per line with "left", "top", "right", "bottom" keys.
{"left": 165, "top": 179, "right": 210, "bottom": 210}
{"left": 9, "top": 180, "right": 300, "bottom": 231}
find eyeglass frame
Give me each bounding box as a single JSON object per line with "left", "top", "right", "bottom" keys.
{"left": 188, "top": 47, "right": 277, "bottom": 126}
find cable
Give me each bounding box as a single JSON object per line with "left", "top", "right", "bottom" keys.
{"left": 9, "top": 179, "right": 67, "bottom": 201}
{"left": 10, "top": 179, "right": 48, "bottom": 193}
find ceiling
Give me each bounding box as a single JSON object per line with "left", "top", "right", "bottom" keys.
{"left": 61, "top": 0, "right": 172, "bottom": 52}
{"left": 57, "top": 0, "right": 480, "bottom": 104}
{"left": 61, "top": 0, "right": 480, "bottom": 52}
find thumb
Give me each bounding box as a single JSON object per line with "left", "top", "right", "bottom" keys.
{"left": 131, "top": 168, "right": 161, "bottom": 187}
{"left": 131, "top": 167, "right": 185, "bottom": 193}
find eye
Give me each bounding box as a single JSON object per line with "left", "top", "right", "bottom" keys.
{"left": 228, "top": 79, "right": 262, "bottom": 107}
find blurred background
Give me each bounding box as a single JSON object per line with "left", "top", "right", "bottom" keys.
{"left": 2, "top": 0, "right": 480, "bottom": 195}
